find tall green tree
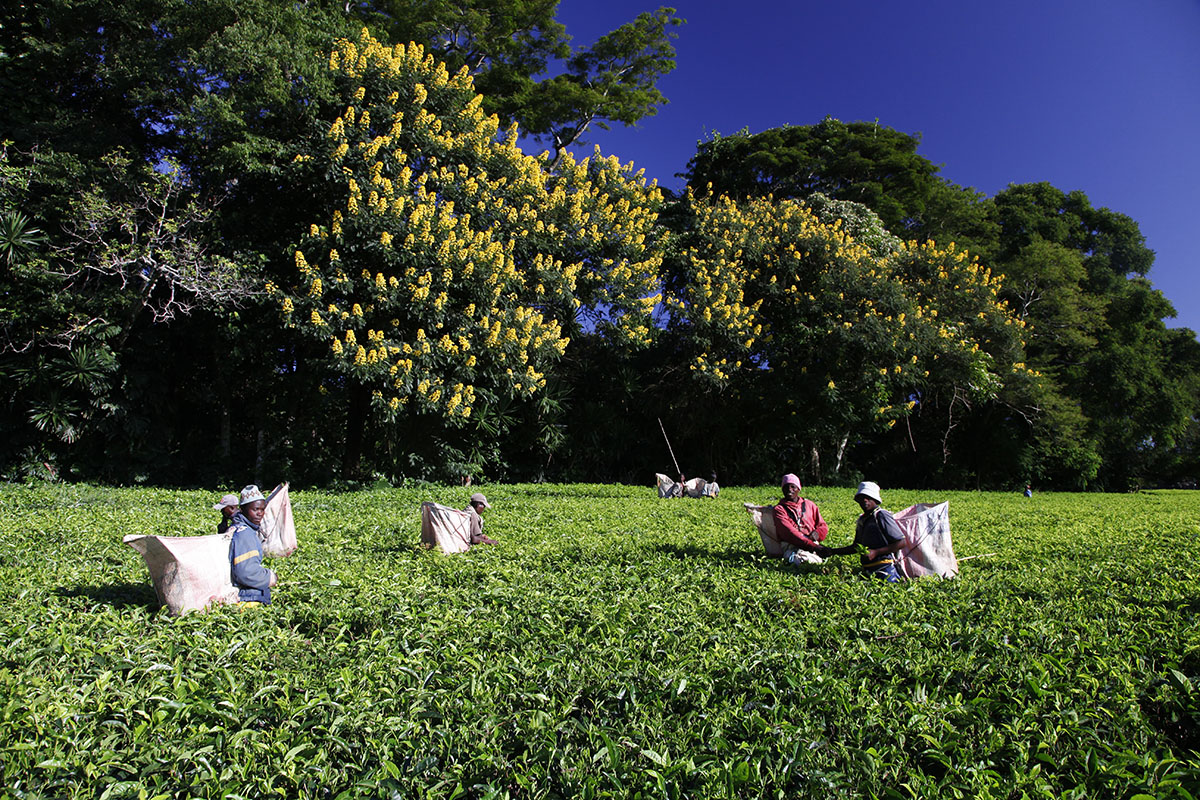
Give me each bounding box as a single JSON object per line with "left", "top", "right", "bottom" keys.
{"left": 276, "top": 30, "right": 663, "bottom": 479}
{"left": 375, "top": 2, "right": 684, "bottom": 165}
{"left": 0, "top": 0, "right": 682, "bottom": 483}
{"left": 682, "top": 117, "right": 994, "bottom": 246}
{"left": 986, "top": 182, "right": 1197, "bottom": 489}
{"left": 660, "top": 191, "right": 1026, "bottom": 483}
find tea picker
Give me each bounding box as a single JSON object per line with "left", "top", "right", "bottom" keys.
{"left": 653, "top": 418, "right": 719, "bottom": 498}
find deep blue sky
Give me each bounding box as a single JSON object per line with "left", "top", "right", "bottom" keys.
{"left": 553, "top": 0, "right": 1200, "bottom": 336}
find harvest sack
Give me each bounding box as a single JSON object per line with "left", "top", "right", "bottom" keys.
{"left": 892, "top": 502, "right": 958, "bottom": 579}
{"left": 684, "top": 477, "right": 721, "bottom": 498}
{"left": 743, "top": 504, "right": 825, "bottom": 563}
{"left": 124, "top": 482, "right": 298, "bottom": 614}
{"left": 657, "top": 474, "right": 717, "bottom": 498}
{"left": 420, "top": 501, "right": 472, "bottom": 554}
{"left": 123, "top": 533, "right": 240, "bottom": 615}
{"left": 744, "top": 503, "right": 786, "bottom": 557}
{"left": 260, "top": 483, "right": 298, "bottom": 557}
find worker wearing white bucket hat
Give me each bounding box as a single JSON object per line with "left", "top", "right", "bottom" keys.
{"left": 851, "top": 481, "right": 904, "bottom": 582}
{"left": 854, "top": 481, "right": 882, "bottom": 504}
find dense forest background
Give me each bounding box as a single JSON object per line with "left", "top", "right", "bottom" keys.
{"left": 2, "top": 0, "right": 1197, "bottom": 491}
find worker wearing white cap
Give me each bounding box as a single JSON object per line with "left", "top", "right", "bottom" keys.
{"left": 850, "top": 481, "right": 904, "bottom": 582}
{"left": 213, "top": 492, "right": 240, "bottom": 533}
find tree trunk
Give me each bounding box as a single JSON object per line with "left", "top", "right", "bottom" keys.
{"left": 809, "top": 444, "right": 821, "bottom": 484}
{"left": 342, "top": 383, "right": 371, "bottom": 479}
{"left": 833, "top": 432, "right": 849, "bottom": 476}
{"left": 215, "top": 341, "right": 232, "bottom": 461}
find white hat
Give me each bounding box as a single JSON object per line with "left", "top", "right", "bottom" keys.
{"left": 470, "top": 492, "right": 491, "bottom": 508}
{"left": 854, "top": 481, "right": 882, "bottom": 503}
{"left": 212, "top": 493, "right": 240, "bottom": 511}
{"left": 239, "top": 484, "right": 266, "bottom": 506}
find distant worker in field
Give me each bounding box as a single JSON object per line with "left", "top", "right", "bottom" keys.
{"left": 464, "top": 492, "right": 498, "bottom": 545}
{"left": 680, "top": 471, "right": 720, "bottom": 498}
{"left": 1024, "top": 484, "right": 1033, "bottom": 498}
{"left": 828, "top": 481, "right": 905, "bottom": 582}
{"left": 228, "top": 485, "right": 278, "bottom": 605}
{"left": 212, "top": 493, "right": 239, "bottom": 534}
{"left": 772, "top": 474, "right": 831, "bottom": 565}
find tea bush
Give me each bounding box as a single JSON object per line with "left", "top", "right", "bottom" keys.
{"left": 1, "top": 483, "right": 1197, "bottom": 798}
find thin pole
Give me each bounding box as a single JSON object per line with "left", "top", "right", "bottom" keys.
{"left": 657, "top": 417, "right": 681, "bottom": 477}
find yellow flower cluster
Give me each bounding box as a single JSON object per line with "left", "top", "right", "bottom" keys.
{"left": 280, "top": 27, "right": 663, "bottom": 424}
{"left": 666, "top": 191, "right": 1027, "bottom": 418}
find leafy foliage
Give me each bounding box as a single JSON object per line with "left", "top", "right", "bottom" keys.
{"left": 985, "top": 182, "right": 1200, "bottom": 489}
{"left": 1, "top": 0, "right": 1196, "bottom": 489}
{"left": 0, "top": 210, "right": 46, "bottom": 267}
{"left": 368, "top": 2, "right": 684, "bottom": 164}
{"left": 661, "top": 192, "right": 1028, "bottom": 479}
{"left": 1, "top": 483, "right": 1197, "bottom": 797}
{"left": 520, "top": 6, "right": 684, "bottom": 165}
{"left": 682, "top": 118, "right": 994, "bottom": 245}
{"left": 278, "top": 30, "right": 663, "bottom": 431}
{"left": 673, "top": 121, "right": 1200, "bottom": 489}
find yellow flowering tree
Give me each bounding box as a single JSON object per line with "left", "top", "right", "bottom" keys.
{"left": 663, "top": 191, "right": 1026, "bottom": 476}
{"left": 275, "top": 29, "right": 662, "bottom": 472}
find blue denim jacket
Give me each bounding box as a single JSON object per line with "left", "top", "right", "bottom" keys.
{"left": 228, "top": 512, "right": 272, "bottom": 604}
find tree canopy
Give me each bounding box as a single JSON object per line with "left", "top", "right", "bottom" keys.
{"left": 275, "top": 30, "right": 662, "bottom": 474}
{"left": 682, "top": 117, "right": 994, "bottom": 246}
{"left": 0, "top": 3, "right": 1194, "bottom": 489}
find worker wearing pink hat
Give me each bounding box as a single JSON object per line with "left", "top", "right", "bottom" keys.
{"left": 772, "top": 474, "right": 830, "bottom": 565}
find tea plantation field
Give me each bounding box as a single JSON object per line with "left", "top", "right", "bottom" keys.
{"left": 1, "top": 483, "right": 1197, "bottom": 798}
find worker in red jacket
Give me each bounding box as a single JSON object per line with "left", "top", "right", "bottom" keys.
{"left": 771, "top": 473, "right": 831, "bottom": 564}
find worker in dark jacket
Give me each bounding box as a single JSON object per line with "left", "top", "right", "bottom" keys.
{"left": 772, "top": 473, "right": 831, "bottom": 565}
{"left": 213, "top": 493, "right": 239, "bottom": 534}
{"left": 228, "top": 484, "right": 277, "bottom": 604}
{"left": 847, "top": 481, "right": 905, "bottom": 582}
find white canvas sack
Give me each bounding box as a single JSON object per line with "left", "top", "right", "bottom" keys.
{"left": 744, "top": 503, "right": 786, "bottom": 557}
{"left": 893, "top": 501, "right": 958, "bottom": 578}
{"left": 420, "top": 501, "right": 473, "bottom": 554}
{"left": 655, "top": 473, "right": 681, "bottom": 498}
{"left": 260, "top": 482, "right": 298, "bottom": 557}
{"left": 123, "top": 533, "right": 240, "bottom": 615}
